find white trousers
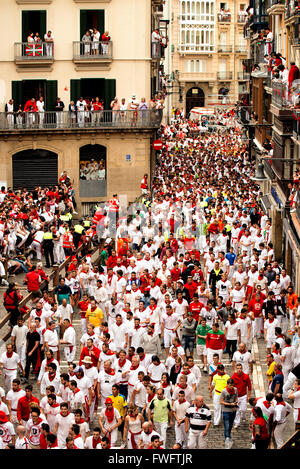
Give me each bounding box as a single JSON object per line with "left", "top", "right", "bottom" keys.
{"left": 187, "top": 429, "right": 208, "bottom": 449}
{"left": 30, "top": 240, "right": 42, "bottom": 260}
{"left": 175, "top": 422, "right": 188, "bottom": 448}
{"left": 64, "top": 346, "right": 76, "bottom": 363}
{"left": 282, "top": 372, "right": 297, "bottom": 399}
{"left": 4, "top": 370, "right": 17, "bottom": 393}
{"left": 207, "top": 348, "right": 223, "bottom": 366}
{"left": 274, "top": 421, "right": 287, "bottom": 448}
{"left": 234, "top": 395, "right": 247, "bottom": 426}
{"left": 16, "top": 344, "right": 26, "bottom": 369}
{"left": 213, "top": 392, "right": 221, "bottom": 425}
{"left": 253, "top": 317, "right": 263, "bottom": 338}
{"left": 153, "top": 421, "right": 168, "bottom": 448}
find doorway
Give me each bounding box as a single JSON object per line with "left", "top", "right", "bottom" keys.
{"left": 186, "top": 87, "right": 205, "bottom": 114}
{"left": 22, "top": 10, "right": 46, "bottom": 42}
{"left": 13, "top": 149, "right": 58, "bottom": 190}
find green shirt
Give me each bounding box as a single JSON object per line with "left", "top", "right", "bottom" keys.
{"left": 196, "top": 324, "right": 211, "bottom": 345}
{"left": 149, "top": 397, "right": 172, "bottom": 423}
{"left": 100, "top": 249, "right": 108, "bottom": 266}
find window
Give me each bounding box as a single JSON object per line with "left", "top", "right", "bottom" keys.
{"left": 12, "top": 80, "right": 57, "bottom": 111}
{"left": 179, "top": 1, "right": 215, "bottom": 53}
{"left": 22, "top": 10, "right": 46, "bottom": 42}
{"left": 80, "top": 10, "right": 105, "bottom": 39}
{"left": 70, "top": 78, "right": 116, "bottom": 110}
{"left": 80, "top": 145, "right": 107, "bottom": 197}
{"left": 185, "top": 59, "right": 206, "bottom": 72}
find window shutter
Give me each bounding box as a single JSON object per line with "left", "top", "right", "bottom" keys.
{"left": 70, "top": 79, "right": 82, "bottom": 103}
{"left": 22, "top": 11, "right": 30, "bottom": 42}
{"left": 46, "top": 80, "right": 58, "bottom": 111}
{"left": 104, "top": 79, "right": 116, "bottom": 110}
{"left": 98, "top": 10, "right": 105, "bottom": 35}
{"left": 12, "top": 81, "right": 23, "bottom": 109}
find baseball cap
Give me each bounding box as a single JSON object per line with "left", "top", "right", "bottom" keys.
{"left": 105, "top": 397, "right": 113, "bottom": 404}
{"left": 226, "top": 301, "right": 232, "bottom": 306}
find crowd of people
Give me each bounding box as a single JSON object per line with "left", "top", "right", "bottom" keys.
{"left": 4, "top": 93, "right": 165, "bottom": 130}
{"left": 0, "top": 110, "right": 299, "bottom": 450}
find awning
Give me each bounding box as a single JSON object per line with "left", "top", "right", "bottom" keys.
{"left": 260, "top": 195, "right": 271, "bottom": 212}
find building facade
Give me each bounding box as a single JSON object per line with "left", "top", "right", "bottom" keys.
{"left": 0, "top": 0, "right": 165, "bottom": 211}
{"left": 240, "top": 0, "right": 300, "bottom": 292}
{"left": 164, "top": 0, "right": 248, "bottom": 113}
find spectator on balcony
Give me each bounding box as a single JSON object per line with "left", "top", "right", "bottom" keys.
{"left": 151, "top": 29, "right": 161, "bottom": 57}
{"left": 69, "top": 101, "right": 77, "bottom": 126}
{"left": 24, "top": 98, "right": 38, "bottom": 128}
{"left": 54, "top": 97, "right": 64, "bottom": 129}
{"left": 36, "top": 96, "right": 45, "bottom": 128}
{"left": 92, "top": 28, "right": 100, "bottom": 55}
{"left": 120, "top": 98, "right": 127, "bottom": 122}
{"left": 128, "top": 95, "right": 139, "bottom": 124}
{"left": 138, "top": 97, "right": 149, "bottom": 124}
{"left": 27, "top": 32, "right": 34, "bottom": 44}
{"left": 91, "top": 97, "right": 103, "bottom": 125}
{"left": 110, "top": 97, "right": 120, "bottom": 123}
{"left": 264, "top": 29, "right": 273, "bottom": 56}
{"left": 34, "top": 32, "right": 41, "bottom": 44}
{"left": 44, "top": 31, "right": 54, "bottom": 57}
{"left": 76, "top": 97, "right": 86, "bottom": 127}
{"left": 238, "top": 7, "right": 247, "bottom": 22}
{"left": 288, "top": 62, "right": 300, "bottom": 92}
{"left": 101, "top": 31, "right": 111, "bottom": 55}
{"left": 5, "top": 99, "right": 14, "bottom": 130}
{"left": 16, "top": 104, "right": 24, "bottom": 129}
{"left": 82, "top": 30, "right": 92, "bottom": 55}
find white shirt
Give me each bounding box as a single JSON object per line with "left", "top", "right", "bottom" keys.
{"left": 225, "top": 320, "right": 241, "bottom": 340}
{"left": 15, "top": 436, "right": 30, "bottom": 449}
{"left": 55, "top": 413, "right": 75, "bottom": 448}
{"left": 11, "top": 325, "right": 28, "bottom": 347}
{"left": 274, "top": 401, "right": 292, "bottom": 424}
{"left": 232, "top": 350, "right": 252, "bottom": 374}
{"left": 0, "top": 352, "right": 20, "bottom": 372}
{"left": 264, "top": 318, "right": 279, "bottom": 339}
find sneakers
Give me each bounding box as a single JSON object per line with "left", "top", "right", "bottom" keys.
{"left": 224, "top": 438, "right": 231, "bottom": 449}
{"left": 233, "top": 424, "right": 239, "bottom": 429}
{"left": 203, "top": 366, "right": 208, "bottom": 373}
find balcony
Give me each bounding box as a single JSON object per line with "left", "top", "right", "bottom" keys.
{"left": 179, "top": 72, "right": 217, "bottom": 82}
{"left": 151, "top": 42, "right": 166, "bottom": 59}
{"left": 217, "top": 12, "right": 231, "bottom": 22}
{"left": 217, "top": 45, "right": 232, "bottom": 53}
{"left": 178, "top": 44, "right": 214, "bottom": 53}
{"left": 237, "top": 14, "right": 247, "bottom": 23}
{"left": 14, "top": 42, "right": 54, "bottom": 66}
{"left": 235, "top": 45, "right": 247, "bottom": 53}
{"left": 267, "top": 0, "right": 285, "bottom": 15}
{"left": 285, "top": 0, "right": 300, "bottom": 20}
{"left": 249, "top": 14, "right": 269, "bottom": 32}
{"left": 73, "top": 41, "right": 113, "bottom": 65}
{"left": 0, "top": 110, "right": 161, "bottom": 132}
{"left": 272, "top": 81, "right": 289, "bottom": 108}
{"left": 293, "top": 109, "right": 300, "bottom": 139}
{"left": 237, "top": 71, "right": 250, "bottom": 80}
{"left": 217, "top": 71, "right": 233, "bottom": 80}
{"left": 295, "top": 18, "right": 300, "bottom": 45}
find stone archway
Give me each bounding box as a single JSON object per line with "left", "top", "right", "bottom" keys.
{"left": 186, "top": 87, "right": 205, "bottom": 115}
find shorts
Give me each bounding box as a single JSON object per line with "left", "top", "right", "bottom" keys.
{"left": 196, "top": 344, "right": 207, "bottom": 356}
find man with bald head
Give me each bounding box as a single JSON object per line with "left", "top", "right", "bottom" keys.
{"left": 15, "top": 425, "right": 29, "bottom": 449}
{"left": 138, "top": 421, "right": 163, "bottom": 448}
{"left": 185, "top": 395, "right": 211, "bottom": 448}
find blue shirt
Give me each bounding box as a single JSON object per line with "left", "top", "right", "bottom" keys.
{"left": 271, "top": 373, "right": 284, "bottom": 394}
{"left": 225, "top": 252, "right": 236, "bottom": 266}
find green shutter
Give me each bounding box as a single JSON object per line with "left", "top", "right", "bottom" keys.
{"left": 12, "top": 81, "right": 23, "bottom": 109}
{"left": 22, "top": 11, "right": 30, "bottom": 42}
{"left": 40, "top": 11, "right": 46, "bottom": 40}
{"left": 70, "top": 79, "right": 82, "bottom": 103}
{"left": 98, "top": 10, "right": 105, "bottom": 35}
{"left": 46, "top": 80, "right": 57, "bottom": 111}
{"left": 104, "top": 79, "right": 116, "bottom": 110}
{"left": 80, "top": 10, "right": 88, "bottom": 39}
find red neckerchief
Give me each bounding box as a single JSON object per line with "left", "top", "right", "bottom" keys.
{"left": 106, "top": 368, "right": 115, "bottom": 376}
{"left": 177, "top": 383, "right": 187, "bottom": 389}
{"left": 182, "top": 370, "right": 190, "bottom": 375}
{"left": 104, "top": 349, "right": 115, "bottom": 356}
{"left": 276, "top": 370, "right": 283, "bottom": 376}
{"left": 91, "top": 306, "right": 97, "bottom": 312}
{"left": 74, "top": 434, "right": 82, "bottom": 440}
{"left": 149, "top": 305, "right": 157, "bottom": 315}
{"left": 130, "top": 364, "right": 139, "bottom": 370}
{"left": 230, "top": 320, "right": 237, "bottom": 325}
{"left": 76, "top": 418, "right": 85, "bottom": 424}
{"left": 6, "top": 352, "right": 13, "bottom": 358}
{"left": 107, "top": 275, "right": 114, "bottom": 286}
{"left": 139, "top": 353, "right": 145, "bottom": 362}
{"left": 73, "top": 388, "right": 80, "bottom": 395}
{"left": 118, "top": 358, "right": 126, "bottom": 367}
{"left": 276, "top": 401, "right": 286, "bottom": 406}
{"left": 177, "top": 299, "right": 183, "bottom": 304}
{"left": 92, "top": 436, "right": 101, "bottom": 449}
{"left": 35, "top": 310, "right": 42, "bottom": 317}
{"left": 239, "top": 316, "right": 246, "bottom": 321}
{"left": 153, "top": 360, "right": 161, "bottom": 366}
{"left": 134, "top": 325, "right": 141, "bottom": 330}
{"left": 217, "top": 372, "right": 225, "bottom": 376}
{"left": 269, "top": 319, "right": 274, "bottom": 323}
{"left": 116, "top": 321, "right": 123, "bottom": 327}
{"left": 50, "top": 402, "right": 60, "bottom": 408}
{"left": 263, "top": 400, "right": 272, "bottom": 409}
{"left": 226, "top": 386, "right": 236, "bottom": 395}
{"left": 148, "top": 330, "right": 154, "bottom": 336}
{"left": 148, "top": 393, "right": 156, "bottom": 403}
{"left": 105, "top": 406, "right": 115, "bottom": 423}
{"left": 161, "top": 382, "right": 168, "bottom": 388}
{"left": 48, "top": 372, "right": 56, "bottom": 382}
{"left": 60, "top": 411, "right": 70, "bottom": 417}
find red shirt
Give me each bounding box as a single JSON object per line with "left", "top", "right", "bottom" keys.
{"left": 252, "top": 416, "right": 269, "bottom": 440}
{"left": 17, "top": 395, "right": 40, "bottom": 422}
{"left": 206, "top": 331, "right": 227, "bottom": 350}
{"left": 231, "top": 372, "right": 252, "bottom": 397}
{"left": 189, "top": 301, "right": 204, "bottom": 322}
{"left": 79, "top": 346, "right": 100, "bottom": 367}
{"left": 248, "top": 298, "right": 263, "bottom": 318}
{"left": 170, "top": 268, "right": 181, "bottom": 282}
{"left": 25, "top": 271, "right": 41, "bottom": 292}
{"left": 107, "top": 255, "right": 118, "bottom": 269}
{"left": 78, "top": 300, "right": 90, "bottom": 319}
{"left": 184, "top": 281, "right": 198, "bottom": 299}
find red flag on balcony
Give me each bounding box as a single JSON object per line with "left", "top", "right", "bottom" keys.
{"left": 25, "top": 43, "right": 43, "bottom": 56}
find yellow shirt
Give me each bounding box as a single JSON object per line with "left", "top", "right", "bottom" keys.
{"left": 85, "top": 307, "right": 104, "bottom": 327}
{"left": 213, "top": 373, "right": 230, "bottom": 393}
{"left": 109, "top": 393, "right": 128, "bottom": 418}
{"left": 266, "top": 361, "right": 276, "bottom": 382}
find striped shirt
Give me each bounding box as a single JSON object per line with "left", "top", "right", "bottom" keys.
{"left": 185, "top": 404, "right": 212, "bottom": 431}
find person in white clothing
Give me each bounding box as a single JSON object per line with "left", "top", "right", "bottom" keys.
{"left": 232, "top": 343, "right": 253, "bottom": 375}
{"left": 15, "top": 425, "right": 29, "bottom": 449}
{"left": 273, "top": 394, "right": 292, "bottom": 448}
{"left": 0, "top": 344, "right": 24, "bottom": 393}
{"left": 53, "top": 403, "right": 75, "bottom": 449}
{"left": 43, "top": 321, "right": 59, "bottom": 359}
{"left": 6, "top": 379, "right": 26, "bottom": 424}
{"left": 60, "top": 319, "right": 76, "bottom": 363}
{"left": 44, "top": 394, "right": 61, "bottom": 432}
{"left": 264, "top": 312, "right": 279, "bottom": 354}
{"left": 99, "top": 398, "right": 122, "bottom": 447}
{"left": 11, "top": 317, "right": 28, "bottom": 369}
{"left": 161, "top": 306, "right": 181, "bottom": 356}
{"left": 281, "top": 337, "right": 296, "bottom": 382}
{"left": 288, "top": 379, "right": 300, "bottom": 424}
{"left": 224, "top": 313, "right": 241, "bottom": 361}
{"left": 110, "top": 314, "right": 128, "bottom": 352}
{"left": 172, "top": 390, "right": 191, "bottom": 448}
{"left": 40, "top": 363, "right": 60, "bottom": 396}
{"left": 147, "top": 356, "right": 166, "bottom": 386}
